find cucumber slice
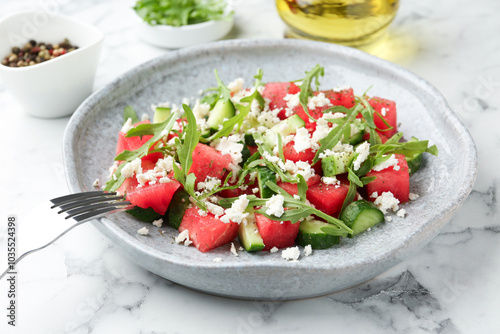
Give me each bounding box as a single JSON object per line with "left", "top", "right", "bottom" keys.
{"left": 206, "top": 99, "right": 235, "bottom": 131}
{"left": 240, "top": 142, "right": 251, "bottom": 167}
{"left": 238, "top": 212, "right": 265, "bottom": 252}
{"left": 153, "top": 107, "right": 171, "bottom": 123}
{"left": 263, "top": 114, "right": 305, "bottom": 147}
{"left": 340, "top": 200, "right": 384, "bottom": 236}
{"left": 348, "top": 131, "right": 364, "bottom": 145}
{"left": 167, "top": 189, "right": 191, "bottom": 229}
{"left": 257, "top": 166, "right": 277, "bottom": 198}
{"left": 126, "top": 207, "right": 163, "bottom": 223}
{"left": 321, "top": 151, "right": 355, "bottom": 176}
{"left": 296, "top": 219, "right": 340, "bottom": 249}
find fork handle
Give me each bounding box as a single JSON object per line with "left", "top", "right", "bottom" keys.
{"left": 0, "top": 220, "right": 89, "bottom": 281}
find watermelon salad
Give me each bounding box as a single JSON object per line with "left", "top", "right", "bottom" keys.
{"left": 101, "top": 65, "right": 438, "bottom": 261}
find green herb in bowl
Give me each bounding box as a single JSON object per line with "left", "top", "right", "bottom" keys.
{"left": 134, "top": 0, "right": 232, "bottom": 27}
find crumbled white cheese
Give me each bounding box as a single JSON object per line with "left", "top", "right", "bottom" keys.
{"left": 228, "top": 78, "right": 245, "bottom": 93}
{"left": 409, "top": 193, "right": 420, "bottom": 201}
{"left": 262, "top": 151, "right": 281, "bottom": 164}
{"left": 121, "top": 158, "right": 143, "bottom": 178}
{"left": 381, "top": 107, "right": 388, "bottom": 116}
{"left": 397, "top": 208, "right": 406, "bottom": 218}
{"left": 252, "top": 188, "right": 259, "bottom": 194}
{"left": 293, "top": 194, "right": 301, "bottom": 200}
{"left": 353, "top": 142, "right": 370, "bottom": 171}
{"left": 283, "top": 92, "right": 301, "bottom": 110}
{"left": 332, "top": 85, "right": 351, "bottom": 93}
{"left": 137, "top": 227, "right": 149, "bottom": 236}
{"left": 372, "top": 154, "right": 400, "bottom": 171}
{"left": 293, "top": 127, "right": 312, "bottom": 153}
{"left": 370, "top": 192, "right": 379, "bottom": 198}
{"left": 175, "top": 230, "right": 192, "bottom": 246}
{"left": 307, "top": 92, "right": 332, "bottom": 110}
{"left": 220, "top": 195, "right": 249, "bottom": 224}
{"left": 93, "top": 178, "right": 100, "bottom": 187}
{"left": 152, "top": 219, "right": 163, "bottom": 228}
{"left": 230, "top": 242, "right": 238, "bottom": 257}
{"left": 121, "top": 118, "right": 134, "bottom": 133}
{"left": 197, "top": 176, "right": 221, "bottom": 192}
{"left": 322, "top": 176, "right": 340, "bottom": 186}
{"left": 198, "top": 209, "right": 208, "bottom": 217}
{"left": 304, "top": 245, "right": 312, "bottom": 257}
{"left": 270, "top": 246, "right": 279, "bottom": 253}
{"left": 192, "top": 100, "right": 211, "bottom": 120}
{"left": 385, "top": 216, "right": 393, "bottom": 222}
{"left": 213, "top": 257, "right": 222, "bottom": 263}
{"left": 374, "top": 192, "right": 400, "bottom": 214}
{"left": 206, "top": 202, "right": 225, "bottom": 218}
{"left": 282, "top": 246, "right": 300, "bottom": 261}
{"left": 213, "top": 135, "right": 244, "bottom": 167}
{"left": 265, "top": 194, "right": 285, "bottom": 218}
{"left": 141, "top": 113, "right": 150, "bottom": 121}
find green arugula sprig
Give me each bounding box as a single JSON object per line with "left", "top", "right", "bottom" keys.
{"left": 123, "top": 105, "right": 140, "bottom": 125}
{"left": 172, "top": 104, "right": 205, "bottom": 209}
{"left": 298, "top": 64, "right": 324, "bottom": 122}
{"left": 104, "top": 112, "right": 179, "bottom": 192}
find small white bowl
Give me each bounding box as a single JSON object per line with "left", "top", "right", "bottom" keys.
{"left": 134, "top": 11, "right": 233, "bottom": 49}
{"left": 0, "top": 11, "right": 103, "bottom": 118}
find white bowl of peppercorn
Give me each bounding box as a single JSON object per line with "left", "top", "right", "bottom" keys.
{"left": 0, "top": 11, "right": 103, "bottom": 118}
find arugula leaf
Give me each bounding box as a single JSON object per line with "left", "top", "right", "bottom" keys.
{"left": 133, "top": 0, "right": 232, "bottom": 27}
{"left": 123, "top": 105, "right": 140, "bottom": 125}
{"left": 339, "top": 182, "right": 357, "bottom": 215}
{"left": 298, "top": 64, "right": 324, "bottom": 122}
{"left": 370, "top": 138, "right": 439, "bottom": 158}
{"left": 312, "top": 103, "right": 362, "bottom": 164}
{"left": 178, "top": 104, "right": 200, "bottom": 174}
{"left": 296, "top": 175, "right": 308, "bottom": 202}
{"left": 214, "top": 69, "right": 232, "bottom": 101}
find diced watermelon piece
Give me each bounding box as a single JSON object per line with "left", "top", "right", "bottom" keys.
{"left": 365, "top": 154, "right": 409, "bottom": 203}
{"left": 255, "top": 213, "right": 300, "bottom": 250}
{"left": 322, "top": 88, "right": 355, "bottom": 109}
{"left": 218, "top": 174, "right": 256, "bottom": 198}
{"left": 126, "top": 177, "right": 181, "bottom": 215}
{"left": 369, "top": 97, "right": 397, "bottom": 138}
{"left": 179, "top": 207, "right": 239, "bottom": 252}
{"left": 282, "top": 141, "right": 322, "bottom": 174}
{"left": 189, "top": 143, "right": 233, "bottom": 185}
{"left": 277, "top": 174, "right": 321, "bottom": 197}
{"left": 261, "top": 82, "right": 300, "bottom": 119}
{"left": 116, "top": 120, "right": 152, "bottom": 155}
{"left": 306, "top": 179, "right": 350, "bottom": 217}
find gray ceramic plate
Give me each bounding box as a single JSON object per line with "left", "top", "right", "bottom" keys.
{"left": 63, "top": 39, "right": 477, "bottom": 300}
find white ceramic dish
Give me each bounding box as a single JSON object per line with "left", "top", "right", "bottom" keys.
{"left": 0, "top": 11, "right": 103, "bottom": 118}
{"left": 133, "top": 10, "right": 233, "bottom": 48}
{"left": 63, "top": 39, "right": 477, "bottom": 300}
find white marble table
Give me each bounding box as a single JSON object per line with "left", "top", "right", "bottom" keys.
{"left": 1, "top": 0, "right": 499, "bottom": 333}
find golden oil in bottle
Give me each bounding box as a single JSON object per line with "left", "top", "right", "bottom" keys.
{"left": 276, "top": 0, "right": 400, "bottom": 47}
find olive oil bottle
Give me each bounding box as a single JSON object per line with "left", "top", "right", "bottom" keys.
{"left": 276, "top": 0, "right": 399, "bottom": 47}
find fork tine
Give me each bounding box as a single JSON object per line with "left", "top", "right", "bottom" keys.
{"left": 57, "top": 195, "right": 124, "bottom": 213}
{"left": 63, "top": 201, "right": 132, "bottom": 219}
{"left": 69, "top": 204, "right": 135, "bottom": 223}
{"left": 50, "top": 191, "right": 117, "bottom": 208}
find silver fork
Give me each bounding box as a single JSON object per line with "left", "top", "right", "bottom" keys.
{"left": 0, "top": 191, "right": 134, "bottom": 280}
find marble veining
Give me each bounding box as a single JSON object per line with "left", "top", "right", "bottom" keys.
{"left": 1, "top": 0, "right": 499, "bottom": 333}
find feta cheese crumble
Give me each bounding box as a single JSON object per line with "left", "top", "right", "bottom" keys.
{"left": 353, "top": 142, "right": 370, "bottom": 171}
{"left": 152, "top": 219, "right": 163, "bottom": 228}
{"left": 270, "top": 246, "right": 279, "bottom": 253}
{"left": 230, "top": 242, "right": 238, "bottom": 257}
{"left": 137, "top": 227, "right": 149, "bottom": 236}
{"left": 374, "top": 192, "right": 400, "bottom": 214}
{"left": 220, "top": 195, "right": 249, "bottom": 224}
{"left": 304, "top": 245, "right": 312, "bottom": 257}
{"left": 213, "top": 258, "right": 222, "bottom": 263}
{"left": 282, "top": 246, "right": 300, "bottom": 261}
{"left": 121, "top": 118, "right": 133, "bottom": 133}
{"left": 409, "top": 193, "right": 420, "bottom": 201}
{"left": 93, "top": 178, "right": 100, "bottom": 187}
{"left": 397, "top": 208, "right": 406, "bottom": 218}
{"left": 372, "top": 154, "right": 400, "bottom": 171}
{"left": 265, "top": 194, "right": 285, "bottom": 218}
{"left": 175, "top": 230, "right": 193, "bottom": 246}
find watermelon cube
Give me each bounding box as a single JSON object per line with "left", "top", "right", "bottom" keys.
{"left": 126, "top": 177, "right": 181, "bottom": 215}
{"left": 189, "top": 143, "right": 233, "bottom": 185}
{"left": 369, "top": 97, "right": 398, "bottom": 138}
{"left": 261, "top": 82, "right": 301, "bottom": 119}
{"left": 179, "top": 207, "right": 239, "bottom": 252}
{"left": 255, "top": 213, "right": 300, "bottom": 250}
{"left": 365, "top": 154, "right": 410, "bottom": 203}
{"left": 306, "top": 179, "right": 350, "bottom": 217}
